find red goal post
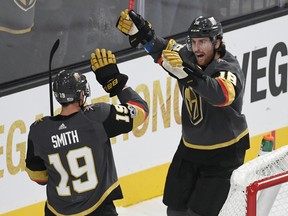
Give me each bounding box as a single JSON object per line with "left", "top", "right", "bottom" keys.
{"left": 247, "top": 171, "right": 288, "bottom": 216}
{"left": 219, "top": 145, "right": 288, "bottom": 216}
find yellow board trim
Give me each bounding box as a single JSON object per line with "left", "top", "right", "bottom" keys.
{"left": 2, "top": 202, "right": 45, "bottom": 216}
{"left": 244, "top": 127, "right": 288, "bottom": 162}
{"left": 115, "top": 163, "right": 169, "bottom": 207}
{"left": 3, "top": 127, "right": 288, "bottom": 215}
{"left": 3, "top": 163, "right": 170, "bottom": 216}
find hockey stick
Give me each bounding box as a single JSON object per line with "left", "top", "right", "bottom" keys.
{"left": 128, "top": 0, "right": 135, "bottom": 10}
{"left": 49, "top": 39, "right": 60, "bottom": 116}
{"left": 128, "top": 0, "right": 147, "bottom": 49}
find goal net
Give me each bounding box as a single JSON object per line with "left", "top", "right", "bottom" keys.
{"left": 219, "top": 145, "right": 288, "bottom": 216}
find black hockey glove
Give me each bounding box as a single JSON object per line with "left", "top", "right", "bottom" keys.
{"left": 116, "top": 9, "right": 154, "bottom": 48}
{"left": 182, "top": 61, "right": 205, "bottom": 79}
{"left": 91, "top": 49, "right": 128, "bottom": 97}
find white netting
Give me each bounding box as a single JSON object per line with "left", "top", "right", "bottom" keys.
{"left": 269, "top": 183, "right": 288, "bottom": 216}
{"left": 219, "top": 145, "right": 288, "bottom": 216}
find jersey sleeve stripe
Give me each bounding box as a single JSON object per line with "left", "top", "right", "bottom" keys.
{"left": 215, "top": 77, "right": 235, "bottom": 106}
{"left": 25, "top": 167, "right": 48, "bottom": 183}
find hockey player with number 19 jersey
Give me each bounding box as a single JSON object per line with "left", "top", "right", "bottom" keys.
{"left": 25, "top": 48, "right": 149, "bottom": 216}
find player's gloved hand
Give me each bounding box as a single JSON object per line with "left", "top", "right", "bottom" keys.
{"left": 156, "top": 39, "right": 185, "bottom": 65}
{"left": 116, "top": 9, "right": 154, "bottom": 48}
{"left": 162, "top": 50, "right": 187, "bottom": 79}
{"left": 161, "top": 49, "right": 204, "bottom": 86}
{"left": 91, "top": 49, "right": 128, "bottom": 97}
{"left": 116, "top": 9, "right": 137, "bottom": 35}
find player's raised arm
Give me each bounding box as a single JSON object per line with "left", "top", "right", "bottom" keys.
{"left": 90, "top": 48, "right": 149, "bottom": 135}
{"left": 116, "top": 9, "right": 188, "bottom": 69}
{"left": 116, "top": 9, "right": 154, "bottom": 48}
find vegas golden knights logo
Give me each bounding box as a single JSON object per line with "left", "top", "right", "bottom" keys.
{"left": 184, "top": 87, "right": 203, "bottom": 125}
{"left": 14, "top": 0, "right": 36, "bottom": 11}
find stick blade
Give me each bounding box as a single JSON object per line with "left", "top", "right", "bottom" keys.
{"left": 49, "top": 39, "right": 60, "bottom": 62}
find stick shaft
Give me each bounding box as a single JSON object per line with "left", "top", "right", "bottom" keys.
{"left": 128, "top": 0, "right": 134, "bottom": 10}
{"left": 49, "top": 39, "right": 60, "bottom": 116}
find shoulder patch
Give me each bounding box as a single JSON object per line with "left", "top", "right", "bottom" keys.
{"left": 127, "top": 104, "right": 137, "bottom": 118}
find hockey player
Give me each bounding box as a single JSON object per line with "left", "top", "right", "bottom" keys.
{"left": 25, "top": 48, "right": 149, "bottom": 216}
{"left": 116, "top": 10, "right": 250, "bottom": 216}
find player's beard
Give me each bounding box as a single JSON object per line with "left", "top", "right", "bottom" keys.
{"left": 195, "top": 48, "right": 215, "bottom": 67}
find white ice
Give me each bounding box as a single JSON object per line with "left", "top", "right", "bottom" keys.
{"left": 117, "top": 196, "right": 166, "bottom": 216}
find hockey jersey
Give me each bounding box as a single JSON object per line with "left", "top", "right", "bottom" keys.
{"left": 25, "top": 87, "right": 149, "bottom": 215}
{"left": 148, "top": 36, "right": 249, "bottom": 150}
